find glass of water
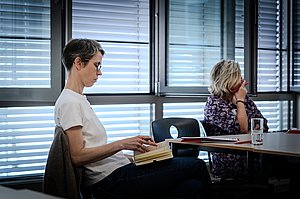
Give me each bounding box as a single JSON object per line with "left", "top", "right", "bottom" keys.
{"left": 251, "top": 118, "right": 264, "bottom": 145}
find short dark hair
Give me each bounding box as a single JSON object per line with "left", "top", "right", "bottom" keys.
{"left": 62, "top": 38, "right": 105, "bottom": 71}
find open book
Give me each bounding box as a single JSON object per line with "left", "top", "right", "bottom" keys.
{"left": 181, "top": 136, "right": 239, "bottom": 143}
{"left": 133, "top": 140, "right": 173, "bottom": 166}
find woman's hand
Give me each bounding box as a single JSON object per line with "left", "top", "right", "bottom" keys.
{"left": 234, "top": 80, "right": 248, "bottom": 102}
{"left": 117, "top": 135, "right": 158, "bottom": 153}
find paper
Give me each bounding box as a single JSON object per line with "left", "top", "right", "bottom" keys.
{"left": 181, "top": 136, "right": 239, "bottom": 143}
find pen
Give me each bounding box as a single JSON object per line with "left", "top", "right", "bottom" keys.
{"left": 234, "top": 140, "right": 251, "bottom": 144}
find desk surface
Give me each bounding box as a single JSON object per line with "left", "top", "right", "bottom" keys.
{"left": 170, "top": 132, "right": 300, "bottom": 157}
{"left": 0, "top": 185, "right": 62, "bottom": 199}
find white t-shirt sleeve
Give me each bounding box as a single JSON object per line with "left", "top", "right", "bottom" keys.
{"left": 59, "top": 102, "right": 83, "bottom": 131}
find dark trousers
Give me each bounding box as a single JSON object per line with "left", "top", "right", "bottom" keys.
{"left": 90, "top": 157, "right": 211, "bottom": 199}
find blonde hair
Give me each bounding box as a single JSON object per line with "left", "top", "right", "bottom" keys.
{"left": 208, "top": 60, "right": 241, "bottom": 102}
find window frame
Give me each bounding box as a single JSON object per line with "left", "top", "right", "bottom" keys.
{"left": 157, "top": 0, "right": 258, "bottom": 96}
{"left": 0, "top": 0, "right": 63, "bottom": 107}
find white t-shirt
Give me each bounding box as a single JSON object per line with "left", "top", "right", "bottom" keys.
{"left": 54, "top": 89, "right": 130, "bottom": 186}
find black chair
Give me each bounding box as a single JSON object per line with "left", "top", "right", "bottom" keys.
{"left": 151, "top": 117, "right": 201, "bottom": 157}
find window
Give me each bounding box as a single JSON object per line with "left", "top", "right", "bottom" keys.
{"left": 0, "top": 0, "right": 62, "bottom": 102}
{"left": 257, "top": 0, "right": 288, "bottom": 92}
{"left": 158, "top": 0, "right": 222, "bottom": 94}
{"left": 0, "top": 106, "right": 54, "bottom": 178}
{"left": 72, "top": 0, "right": 150, "bottom": 94}
{"left": 0, "top": 1, "right": 50, "bottom": 88}
{"left": 92, "top": 104, "right": 154, "bottom": 155}
{"left": 255, "top": 101, "right": 291, "bottom": 131}
{"left": 293, "top": 0, "right": 300, "bottom": 88}
{"left": 0, "top": 0, "right": 152, "bottom": 180}
{"left": 0, "top": 104, "right": 153, "bottom": 178}
{"left": 161, "top": 0, "right": 293, "bottom": 131}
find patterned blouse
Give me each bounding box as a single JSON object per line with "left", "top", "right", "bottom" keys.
{"left": 203, "top": 95, "right": 268, "bottom": 179}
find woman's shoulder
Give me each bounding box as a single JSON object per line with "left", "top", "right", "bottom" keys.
{"left": 207, "top": 95, "right": 221, "bottom": 102}
{"left": 207, "top": 95, "right": 229, "bottom": 106}
{"left": 55, "top": 90, "right": 87, "bottom": 110}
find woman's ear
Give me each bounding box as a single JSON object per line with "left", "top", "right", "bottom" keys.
{"left": 73, "top": 57, "right": 82, "bottom": 71}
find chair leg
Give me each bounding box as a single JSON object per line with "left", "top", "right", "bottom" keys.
{"left": 208, "top": 152, "right": 212, "bottom": 171}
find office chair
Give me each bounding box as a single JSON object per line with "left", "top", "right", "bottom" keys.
{"left": 151, "top": 117, "right": 201, "bottom": 157}
{"left": 43, "top": 126, "right": 93, "bottom": 199}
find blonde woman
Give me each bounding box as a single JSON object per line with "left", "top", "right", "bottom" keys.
{"left": 203, "top": 60, "right": 268, "bottom": 179}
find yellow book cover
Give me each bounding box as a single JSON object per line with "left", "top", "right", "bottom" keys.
{"left": 133, "top": 140, "right": 173, "bottom": 166}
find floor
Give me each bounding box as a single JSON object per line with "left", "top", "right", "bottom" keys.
{"left": 209, "top": 173, "right": 291, "bottom": 199}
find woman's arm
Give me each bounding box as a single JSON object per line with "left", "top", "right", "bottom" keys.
{"left": 234, "top": 80, "right": 248, "bottom": 133}
{"left": 235, "top": 102, "right": 248, "bottom": 133}
{"left": 66, "top": 126, "right": 157, "bottom": 166}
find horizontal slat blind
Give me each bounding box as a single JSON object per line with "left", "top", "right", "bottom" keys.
{"left": 0, "top": 104, "right": 153, "bottom": 178}
{"left": 83, "top": 42, "right": 149, "bottom": 93}
{"left": 294, "top": 0, "right": 300, "bottom": 86}
{"left": 255, "top": 1, "right": 291, "bottom": 131}
{"left": 167, "top": 0, "right": 221, "bottom": 87}
{"left": 163, "top": 100, "right": 289, "bottom": 135}
{"left": 72, "top": 0, "right": 150, "bottom": 94}
{"left": 257, "top": 0, "right": 283, "bottom": 92}
{"left": 0, "top": 106, "right": 54, "bottom": 177}
{"left": 162, "top": 100, "right": 291, "bottom": 162}
{"left": 0, "top": 0, "right": 51, "bottom": 88}
{"left": 92, "top": 104, "right": 153, "bottom": 140}
{"left": 255, "top": 101, "right": 291, "bottom": 131}
{"left": 235, "top": 0, "right": 245, "bottom": 75}
{"left": 235, "top": 0, "right": 244, "bottom": 49}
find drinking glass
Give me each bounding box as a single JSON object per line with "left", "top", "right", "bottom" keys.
{"left": 251, "top": 118, "right": 264, "bottom": 145}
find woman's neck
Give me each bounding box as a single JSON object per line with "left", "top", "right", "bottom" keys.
{"left": 65, "top": 76, "right": 84, "bottom": 95}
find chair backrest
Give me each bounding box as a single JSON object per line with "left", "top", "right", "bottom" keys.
{"left": 43, "top": 126, "right": 92, "bottom": 199}
{"left": 152, "top": 117, "right": 201, "bottom": 142}
{"left": 151, "top": 117, "right": 201, "bottom": 157}
{"left": 200, "top": 120, "right": 227, "bottom": 136}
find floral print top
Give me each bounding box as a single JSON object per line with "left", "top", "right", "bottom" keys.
{"left": 203, "top": 95, "right": 268, "bottom": 179}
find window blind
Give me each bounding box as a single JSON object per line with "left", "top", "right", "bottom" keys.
{"left": 294, "top": 0, "right": 300, "bottom": 86}
{"left": 0, "top": 0, "right": 152, "bottom": 180}
{"left": 235, "top": 0, "right": 245, "bottom": 73}
{"left": 255, "top": 101, "right": 291, "bottom": 131}
{"left": 0, "top": 0, "right": 51, "bottom": 88}
{"left": 0, "top": 104, "right": 153, "bottom": 178}
{"left": 163, "top": 0, "right": 290, "bottom": 137}
{"left": 162, "top": 100, "right": 291, "bottom": 160}
{"left": 92, "top": 104, "right": 153, "bottom": 155}
{"left": 255, "top": 0, "right": 291, "bottom": 130}
{"left": 0, "top": 106, "right": 54, "bottom": 178}
{"left": 163, "top": 100, "right": 290, "bottom": 135}
{"left": 167, "top": 0, "right": 221, "bottom": 87}
{"left": 257, "top": 0, "right": 286, "bottom": 92}
{"left": 72, "top": 0, "right": 150, "bottom": 94}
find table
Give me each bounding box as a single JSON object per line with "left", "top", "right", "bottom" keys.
{"left": 169, "top": 132, "right": 300, "bottom": 183}
{"left": 170, "top": 132, "right": 300, "bottom": 157}
{"left": 0, "top": 185, "right": 63, "bottom": 199}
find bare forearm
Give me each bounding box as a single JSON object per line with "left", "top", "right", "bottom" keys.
{"left": 70, "top": 135, "right": 156, "bottom": 166}
{"left": 236, "top": 102, "right": 248, "bottom": 133}
{"left": 72, "top": 141, "right": 124, "bottom": 166}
